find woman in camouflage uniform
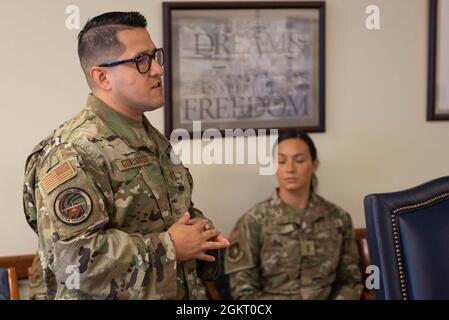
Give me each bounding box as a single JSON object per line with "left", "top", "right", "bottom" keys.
{"left": 225, "top": 130, "right": 362, "bottom": 299}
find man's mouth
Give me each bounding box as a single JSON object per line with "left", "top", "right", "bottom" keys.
{"left": 152, "top": 81, "right": 162, "bottom": 89}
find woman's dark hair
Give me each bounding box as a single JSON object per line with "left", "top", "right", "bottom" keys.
{"left": 275, "top": 129, "right": 319, "bottom": 193}
{"left": 277, "top": 130, "right": 318, "bottom": 161}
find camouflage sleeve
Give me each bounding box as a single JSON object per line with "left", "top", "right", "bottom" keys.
{"left": 225, "top": 214, "right": 285, "bottom": 300}
{"left": 35, "top": 143, "right": 176, "bottom": 299}
{"left": 28, "top": 253, "right": 47, "bottom": 300}
{"left": 330, "top": 212, "right": 363, "bottom": 300}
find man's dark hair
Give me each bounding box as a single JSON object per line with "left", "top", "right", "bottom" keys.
{"left": 77, "top": 11, "right": 147, "bottom": 84}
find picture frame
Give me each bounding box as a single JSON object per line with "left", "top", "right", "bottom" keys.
{"left": 162, "top": 1, "right": 325, "bottom": 137}
{"left": 428, "top": 0, "right": 449, "bottom": 120}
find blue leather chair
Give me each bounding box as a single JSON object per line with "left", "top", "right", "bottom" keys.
{"left": 0, "top": 268, "right": 11, "bottom": 300}
{"left": 364, "top": 176, "right": 449, "bottom": 300}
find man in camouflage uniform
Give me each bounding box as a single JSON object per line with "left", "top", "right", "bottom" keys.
{"left": 22, "top": 11, "right": 228, "bottom": 300}
{"left": 225, "top": 132, "right": 362, "bottom": 300}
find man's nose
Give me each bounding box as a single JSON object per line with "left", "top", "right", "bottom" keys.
{"left": 149, "top": 60, "right": 164, "bottom": 77}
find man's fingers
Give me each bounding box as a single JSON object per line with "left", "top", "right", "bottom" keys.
{"left": 186, "top": 217, "right": 202, "bottom": 225}
{"left": 200, "top": 229, "right": 220, "bottom": 241}
{"left": 196, "top": 252, "right": 216, "bottom": 262}
{"left": 176, "top": 212, "right": 190, "bottom": 224}
{"left": 215, "top": 235, "right": 230, "bottom": 246}
{"left": 193, "top": 219, "right": 209, "bottom": 231}
{"left": 187, "top": 218, "right": 210, "bottom": 230}
{"left": 202, "top": 239, "right": 229, "bottom": 251}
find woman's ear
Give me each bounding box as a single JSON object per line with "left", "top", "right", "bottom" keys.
{"left": 313, "top": 159, "right": 320, "bottom": 172}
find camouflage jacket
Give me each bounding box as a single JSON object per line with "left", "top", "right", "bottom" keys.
{"left": 225, "top": 190, "right": 362, "bottom": 300}
{"left": 23, "top": 94, "right": 217, "bottom": 300}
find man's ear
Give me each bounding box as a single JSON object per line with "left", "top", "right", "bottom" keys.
{"left": 89, "top": 66, "right": 111, "bottom": 90}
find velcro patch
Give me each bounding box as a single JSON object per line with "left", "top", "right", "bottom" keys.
{"left": 41, "top": 161, "right": 76, "bottom": 193}
{"left": 266, "top": 223, "right": 297, "bottom": 234}
{"left": 314, "top": 219, "right": 343, "bottom": 232}
{"left": 227, "top": 242, "right": 244, "bottom": 264}
{"left": 116, "top": 155, "right": 151, "bottom": 171}
{"left": 300, "top": 240, "right": 316, "bottom": 256}
{"left": 54, "top": 188, "right": 92, "bottom": 225}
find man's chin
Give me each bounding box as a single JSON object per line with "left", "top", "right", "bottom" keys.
{"left": 143, "top": 101, "right": 164, "bottom": 112}
{"left": 150, "top": 103, "right": 164, "bottom": 111}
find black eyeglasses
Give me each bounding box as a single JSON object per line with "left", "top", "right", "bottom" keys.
{"left": 98, "top": 48, "right": 164, "bottom": 74}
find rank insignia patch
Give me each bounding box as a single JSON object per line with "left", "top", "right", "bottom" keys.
{"left": 54, "top": 188, "right": 92, "bottom": 225}
{"left": 301, "top": 240, "right": 316, "bottom": 256}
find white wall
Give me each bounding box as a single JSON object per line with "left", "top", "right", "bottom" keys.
{"left": 1, "top": 0, "right": 448, "bottom": 256}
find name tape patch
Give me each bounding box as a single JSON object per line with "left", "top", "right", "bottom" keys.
{"left": 116, "top": 155, "right": 151, "bottom": 171}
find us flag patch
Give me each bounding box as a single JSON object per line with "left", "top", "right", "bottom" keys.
{"left": 41, "top": 160, "right": 76, "bottom": 193}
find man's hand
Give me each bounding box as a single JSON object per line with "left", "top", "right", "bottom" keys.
{"left": 168, "top": 212, "right": 229, "bottom": 262}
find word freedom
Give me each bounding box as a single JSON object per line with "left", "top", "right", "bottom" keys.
{"left": 170, "top": 121, "right": 278, "bottom": 176}
{"left": 182, "top": 94, "right": 310, "bottom": 121}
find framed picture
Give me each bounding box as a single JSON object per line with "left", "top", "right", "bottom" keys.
{"left": 428, "top": 0, "right": 449, "bottom": 120}
{"left": 162, "top": 2, "right": 325, "bottom": 137}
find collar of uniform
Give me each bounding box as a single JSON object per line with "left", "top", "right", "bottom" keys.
{"left": 86, "top": 93, "right": 156, "bottom": 153}
{"left": 142, "top": 116, "right": 171, "bottom": 154}
{"left": 269, "top": 189, "right": 303, "bottom": 225}
{"left": 269, "top": 189, "right": 324, "bottom": 225}
{"left": 303, "top": 193, "right": 325, "bottom": 225}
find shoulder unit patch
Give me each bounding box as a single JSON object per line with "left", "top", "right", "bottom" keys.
{"left": 54, "top": 188, "right": 92, "bottom": 225}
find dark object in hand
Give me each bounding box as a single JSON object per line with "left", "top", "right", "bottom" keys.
{"left": 197, "top": 249, "right": 220, "bottom": 281}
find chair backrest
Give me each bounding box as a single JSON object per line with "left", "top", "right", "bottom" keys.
{"left": 0, "top": 267, "right": 19, "bottom": 300}
{"left": 0, "top": 254, "right": 35, "bottom": 300}
{"left": 0, "top": 267, "right": 10, "bottom": 300}
{"left": 364, "top": 176, "right": 449, "bottom": 300}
